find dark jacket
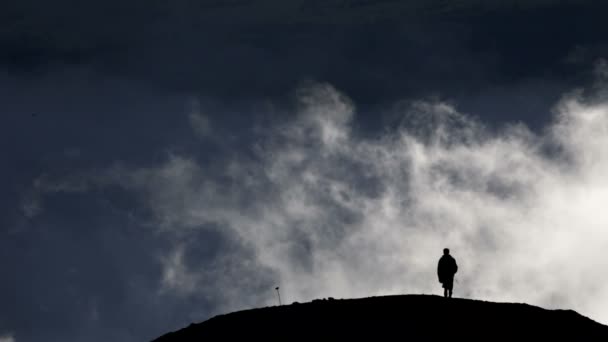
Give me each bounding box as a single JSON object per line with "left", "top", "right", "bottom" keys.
{"left": 437, "top": 254, "right": 458, "bottom": 283}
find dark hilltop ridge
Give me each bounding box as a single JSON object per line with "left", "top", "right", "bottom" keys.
{"left": 152, "top": 295, "right": 608, "bottom": 341}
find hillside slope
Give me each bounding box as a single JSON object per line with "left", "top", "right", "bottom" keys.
{"left": 153, "top": 295, "right": 608, "bottom": 341}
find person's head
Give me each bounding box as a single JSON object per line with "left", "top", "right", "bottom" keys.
{"left": 443, "top": 248, "right": 450, "bottom": 255}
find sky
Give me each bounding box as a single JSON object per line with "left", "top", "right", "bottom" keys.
{"left": 3, "top": 1, "right": 608, "bottom": 341}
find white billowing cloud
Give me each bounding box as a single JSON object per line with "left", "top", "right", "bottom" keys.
{"left": 160, "top": 244, "right": 202, "bottom": 296}
{"left": 25, "top": 82, "right": 608, "bottom": 324}
{"left": 0, "top": 333, "right": 15, "bottom": 342}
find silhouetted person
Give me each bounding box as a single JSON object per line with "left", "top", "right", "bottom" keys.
{"left": 437, "top": 248, "right": 458, "bottom": 298}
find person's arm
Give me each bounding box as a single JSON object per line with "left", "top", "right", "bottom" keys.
{"left": 437, "top": 259, "right": 442, "bottom": 282}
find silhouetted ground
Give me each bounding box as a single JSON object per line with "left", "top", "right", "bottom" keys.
{"left": 152, "top": 295, "right": 608, "bottom": 341}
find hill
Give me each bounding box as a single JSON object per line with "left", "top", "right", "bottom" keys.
{"left": 152, "top": 295, "right": 608, "bottom": 341}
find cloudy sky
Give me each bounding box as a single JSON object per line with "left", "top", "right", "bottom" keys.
{"left": 3, "top": 1, "right": 608, "bottom": 341}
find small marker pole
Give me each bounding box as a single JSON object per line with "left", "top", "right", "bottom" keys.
{"left": 275, "top": 287, "right": 282, "bottom": 306}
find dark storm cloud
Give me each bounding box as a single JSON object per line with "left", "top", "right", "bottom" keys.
{"left": 3, "top": 0, "right": 607, "bottom": 138}
{"left": 3, "top": 0, "right": 608, "bottom": 105}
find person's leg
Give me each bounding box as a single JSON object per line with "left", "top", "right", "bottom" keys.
{"left": 446, "top": 278, "right": 453, "bottom": 298}
{"left": 444, "top": 288, "right": 448, "bottom": 297}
